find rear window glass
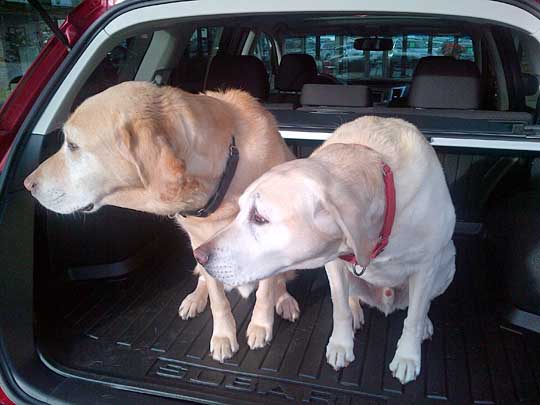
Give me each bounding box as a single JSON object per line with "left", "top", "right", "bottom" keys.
{"left": 253, "top": 33, "right": 274, "bottom": 76}
{"left": 283, "top": 34, "right": 475, "bottom": 82}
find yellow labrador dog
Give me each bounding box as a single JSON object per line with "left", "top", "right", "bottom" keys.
{"left": 24, "top": 81, "right": 299, "bottom": 362}
{"left": 195, "top": 116, "right": 456, "bottom": 384}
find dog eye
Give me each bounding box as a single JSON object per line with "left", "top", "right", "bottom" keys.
{"left": 252, "top": 211, "right": 269, "bottom": 225}
{"left": 67, "top": 141, "right": 79, "bottom": 152}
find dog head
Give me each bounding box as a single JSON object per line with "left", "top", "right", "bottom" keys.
{"left": 194, "top": 146, "right": 385, "bottom": 286}
{"left": 24, "top": 82, "right": 228, "bottom": 215}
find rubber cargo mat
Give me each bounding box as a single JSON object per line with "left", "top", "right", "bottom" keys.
{"left": 38, "top": 237, "right": 540, "bottom": 404}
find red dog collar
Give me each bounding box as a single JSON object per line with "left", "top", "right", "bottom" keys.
{"left": 339, "top": 161, "right": 396, "bottom": 277}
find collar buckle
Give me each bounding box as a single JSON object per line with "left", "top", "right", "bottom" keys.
{"left": 353, "top": 264, "right": 367, "bottom": 277}
{"left": 228, "top": 137, "right": 238, "bottom": 156}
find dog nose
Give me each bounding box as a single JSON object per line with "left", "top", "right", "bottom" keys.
{"left": 193, "top": 246, "right": 210, "bottom": 266}
{"left": 24, "top": 175, "right": 37, "bottom": 192}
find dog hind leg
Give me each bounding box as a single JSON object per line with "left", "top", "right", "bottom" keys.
{"left": 275, "top": 273, "right": 300, "bottom": 322}
{"left": 389, "top": 259, "right": 436, "bottom": 384}
{"left": 348, "top": 295, "right": 365, "bottom": 330}
{"left": 421, "top": 241, "right": 455, "bottom": 343}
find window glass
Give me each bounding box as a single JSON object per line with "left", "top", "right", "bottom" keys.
{"left": 388, "top": 35, "right": 474, "bottom": 79}
{"left": 0, "top": 0, "right": 83, "bottom": 106}
{"left": 284, "top": 35, "right": 316, "bottom": 57}
{"left": 284, "top": 35, "right": 366, "bottom": 80}
{"left": 253, "top": 33, "right": 274, "bottom": 76}
{"left": 73, "top": 33, "right": 153, "bottom": 109}
{"left": 514, "top": 36, "right": 539, "bottom": 109}
{"left": 283, "top": 33, "right": 475, "bottom": 83}
{"left": 171, "top": 26, "right": 223, "bottom": 93}
{"left": 185, "top": 27, "right": 222, "bottom": 59}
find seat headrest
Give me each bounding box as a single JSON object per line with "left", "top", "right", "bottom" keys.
{"left": 300, "top": 84, "right": 372, "bottom": 107}
{"left": 206, "top": 55, "right": 269, "bottom": 100}
{"left": 275, "top": 54, "right": 317, "bottom": 92}
{"left": 408, "top": 56, "right": 482, "bottom": 109}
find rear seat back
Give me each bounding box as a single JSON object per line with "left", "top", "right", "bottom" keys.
{"left": 300, "top": 84, "right": 372, "bottom": 108}
{"left": 275, "top": 54, "right": 318, "bottom": 92}
{"left": 205, "top": 55, "right": 269, "bottom": 100}
{"left": 267, "top": 53, "right": 341, "bottom": 108}
{"left": 408, "top": 56, "right": 482, "bottom": 109}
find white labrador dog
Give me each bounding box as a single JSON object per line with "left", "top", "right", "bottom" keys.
{"left": 194, "top": 116, "right": 456, "bottom": 384}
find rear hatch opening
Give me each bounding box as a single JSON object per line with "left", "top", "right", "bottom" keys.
{"left": 33, "top": 145, "right": 540, "bottom": 404}
{"left": 3, "top": 7, "right": 540, "bottom": 404}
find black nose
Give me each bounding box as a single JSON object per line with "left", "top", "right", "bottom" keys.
{"left": 193, "top": 246, "right": 210, "bottom": 266}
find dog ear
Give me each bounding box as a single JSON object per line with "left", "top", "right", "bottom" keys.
{"left": 312, "top": 143, "right": 386, "bottom": 269}
{"left": 320, "top": 187, "right": 376, "bottom": 269}
{"left": 116, "top": 121, "right": 199, "bottom": 203}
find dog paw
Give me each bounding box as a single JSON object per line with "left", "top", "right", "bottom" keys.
{"left": 210, "top": 335, "right": 239, "bottom": 363}
{"left": 276, "top": 292, "right": 300, "bottom": 322}
{"left": 423, "top": 317, "right": 434, "bottom": 341}
{"left": 178, "top": 291, "right": 208, "bottom": 320}
{"left": 349, "top": 297, "right": 364, "bottom": 330}
{"left": 389, "top": 351, "right": 421, "bottom": 384}
{"left": 246, "top": 322, "right": 273, "bottom": 349}
{"left": 391, "top": 332, "right": 422, "bottom": 384}
{"left": 326, "top": 341, "right": 355, "bottom": 370}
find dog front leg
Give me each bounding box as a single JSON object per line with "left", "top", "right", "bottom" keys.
{"left": 179, "top": 264, "right": 209, "bottom": 320}
{"left": 325, "top": 259, "right": 355, "bottom": 370}
{"left": 246, "top": 276, "right": 275, "bottom": 349}
{"left": 389, "top": 264, "right": 434, "bottom": 384}
{"left": 202, "top": 268, "right": 239, "bottom": 362}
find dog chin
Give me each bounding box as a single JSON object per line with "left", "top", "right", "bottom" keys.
{"left": 47, "top": 202, "right": 98, "bottom": 215}
{"left": 65, "top": 202, "right": 97, "bottom": 215}
{"left": 77, "top": 202, "right": 99, "bottom": 213}
{"left": 40, "top": 202, "right": 78, "bottom": 215}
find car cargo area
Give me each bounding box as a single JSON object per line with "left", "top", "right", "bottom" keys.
{"left": 36, "top": 236, "right": 540, "bottom": 404}
{"left": 33, "top": 143, "right": 540, "bottom": 404}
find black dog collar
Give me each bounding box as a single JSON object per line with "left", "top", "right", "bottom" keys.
{"left": 176, "top": 136, "right": 239, "bottom": 218}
